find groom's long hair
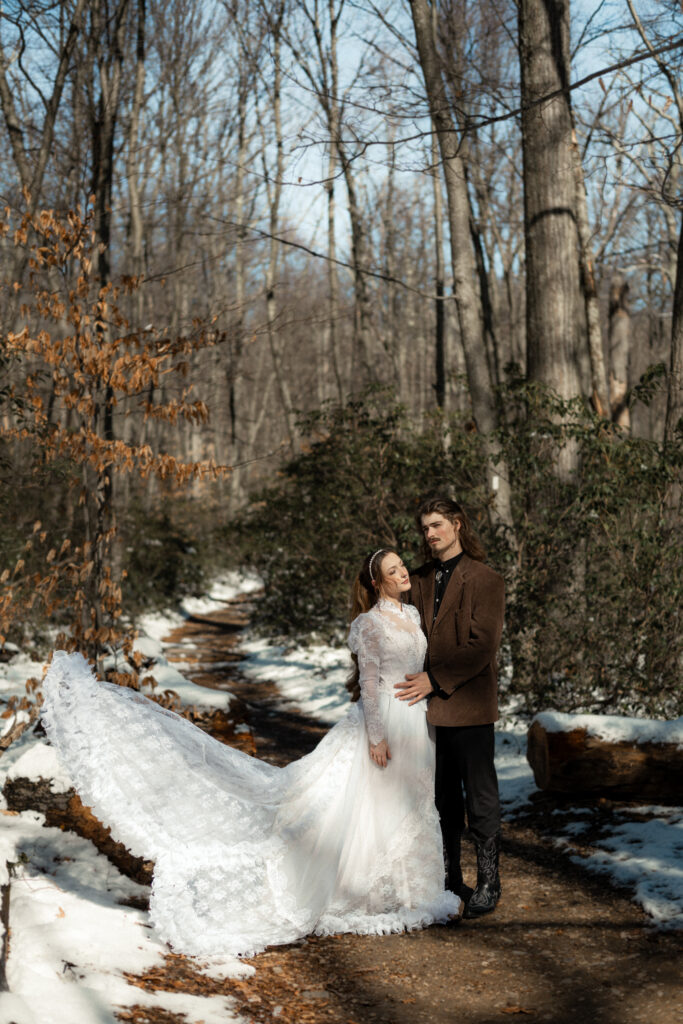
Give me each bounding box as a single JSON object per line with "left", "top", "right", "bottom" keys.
{"left": 345, "top": 548, "right": 395, "bottom": 703}
{"left": 418, "top": 496, "right": 486, "bottom": 562}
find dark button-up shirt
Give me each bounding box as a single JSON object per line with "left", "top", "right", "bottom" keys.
{"left": 428, "top": 551, "right": 464, "bottom": 697}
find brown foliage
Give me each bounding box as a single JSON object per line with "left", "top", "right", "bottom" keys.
{"left": 0, "top": 201, "right": 229, "bottom": 697}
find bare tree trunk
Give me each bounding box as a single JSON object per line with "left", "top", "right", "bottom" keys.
{"left": 608, "top": 277, "right": 631, "bottom": 431}
{"left": 571, "top": 126, "right": 610, "bottom": 418}
{"left": 126, "top": 0, "right": 146, "bottom": 327}
{"left": 468, "top": 188, "right": 501, "bottom": 397}
{"left": 262, "top": 24, "right": 297, "bottom": 450}
{"left": 287, "top": 0, "right": 374, "bottom": 384}
{"left": 91, "top": 0, "right": 130, "bottom": 287}
{"left": 325, "top": 0, "right": 373, "bottom": 381}
{"left": 665, "top": 215, "right": 683, "bottom": 445}
{"left": 518, "top": 0, "right": 582, "bottom": 478}
{"left": 228, "top": 72, "right": 249, "bottom": 504}
{"left": 325, "top": 138, "right": 344, "bottom": 401}
{"left": 432, "top": 126, "right": 448, "bottom": 413}
{"left": 624, "top": 0, "right": 683, "bottom": 450}
{"left": 409, "top": 0, "right": 515, "bottom": 533}
{"left": 380, "top": 141, "right": 408, "bottom": 403}
{"left": 337, "top": 140, "right": 374, "bottom": 382}
{"left": 88, "top": 0, "right": 130, "bottom": 649}
{"left": 324, "top": 31, "right": 344, "bottom": 402}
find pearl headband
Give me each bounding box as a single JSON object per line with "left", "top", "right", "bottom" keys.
{"left": 369, "top": 548, "right": 384, "bottom": 582}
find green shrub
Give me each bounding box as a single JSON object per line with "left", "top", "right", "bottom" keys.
{"left": 234, "top": 382, "right": 682, "bottom": 717}
{"left": 234, "top": 388, "right": 494, "bottom": 639}
{"left": 119, "top": 492, "right": 237, "bottom": 619}
{"left": 500, "top": 381, "right": 682, "bottom": 717}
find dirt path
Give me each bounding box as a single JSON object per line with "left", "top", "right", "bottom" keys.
{"left": 124, "top": 599, "right": 682, "bottom": 1024}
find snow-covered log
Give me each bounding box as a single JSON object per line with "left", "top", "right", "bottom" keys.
{"left": 527, "top": 712, "right": 683, "bottom": 802}
{"left": 3, "top": 743, "right": 153, "bottom": 884}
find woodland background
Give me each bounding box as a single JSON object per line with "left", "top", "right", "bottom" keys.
{"left": 0, "top": 0, "right": 681, "bottom": 717}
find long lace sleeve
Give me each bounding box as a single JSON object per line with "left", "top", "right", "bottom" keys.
{"left": 347, "top": 615, "right": 385, "bottom": 746}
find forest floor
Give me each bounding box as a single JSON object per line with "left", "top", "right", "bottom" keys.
{"left": 120, "top": 599, "right": 682, "bottom": 1024}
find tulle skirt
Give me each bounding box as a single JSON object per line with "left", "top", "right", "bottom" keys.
{"left": 41, "top": 651, "right": 459, "bottom": 957}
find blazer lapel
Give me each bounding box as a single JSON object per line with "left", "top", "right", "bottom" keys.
{"left": 432, "top": 554, "right": 471, "bottom": 633}
{"left": 419, "top": 565, "right": 436, "bottom": 639}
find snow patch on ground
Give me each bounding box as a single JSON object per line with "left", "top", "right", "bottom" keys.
{"left": 105, "top": 634, "right": 235, "bottom": 711}
{"left": 0, "top": 654, "right": 45, "bottom": 704}
{"left": 552, "top": 808, "right": 683, "bottom": 930}
{"left": 119, "top": 570, "right": 263, "bottom": 712}
{"left": 6, "top": 741, "right": 73, "bottom": 793}
{"left": 0, "top": 810, "right": 247, "bottom": 1024}
{"left": 0, "top": 572, "right": 261, "bottom": 1021}
{"left": 239, "top": 637, "right": 351, "bottom": 723}
{"left": 532, "top": 711, "right": 683, "bottom": 746}
{"left": 132, "top": 570, "right": 262, "bottom": 647}
{"left": 0, "top": 571, "right": 262, "bottom": 716}
{"left": 178, "top": 570, "right": 263, "bottom": 618}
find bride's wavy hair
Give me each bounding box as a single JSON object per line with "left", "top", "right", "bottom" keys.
{"left": 418, "top": 496, "right": 486, "bottom": 562}
{"left": 346, "top": 547, "right": 396, "bottom": 703}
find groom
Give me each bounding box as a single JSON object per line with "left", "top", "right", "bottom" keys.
{"left": 395, "top": 496, "right": 505, "bottom": 918}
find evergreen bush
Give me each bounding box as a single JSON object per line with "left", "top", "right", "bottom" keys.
{"left": 235, "top": 383, "right": 682, "bottom": 717}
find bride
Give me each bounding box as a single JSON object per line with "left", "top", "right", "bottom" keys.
{"left": 41, "top": 548, "right": 460, "bottom": 958}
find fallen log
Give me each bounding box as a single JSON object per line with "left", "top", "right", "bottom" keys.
{"left": 3, "top": 774, "right": 154, "bottom": 886}
{"left": 527, "top": 712, "right": 683, "bottom": 803}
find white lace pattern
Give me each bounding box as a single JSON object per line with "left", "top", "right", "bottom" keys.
{"left": 41, "top": 615, "right": 457, "bottom": 958}
{"left": 347, "top": 600, "right": 427, "bottom": 745}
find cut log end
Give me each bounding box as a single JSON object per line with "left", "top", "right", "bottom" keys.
{"left": 526, "top": 720, "right": 683, "bottom": 804}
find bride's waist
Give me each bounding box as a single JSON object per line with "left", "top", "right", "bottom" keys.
{"left": 374, "top": 685, "right": 428, "bottom": 710}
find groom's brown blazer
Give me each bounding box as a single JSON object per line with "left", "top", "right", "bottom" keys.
{"left": 409, "top": 554, "right": 505, "bottom": 728}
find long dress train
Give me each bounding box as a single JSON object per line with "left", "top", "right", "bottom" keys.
{"left": 41, "top": 599, "right": 459, "bottom": 957}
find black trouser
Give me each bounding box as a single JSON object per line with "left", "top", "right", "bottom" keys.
{"left": 435, "top": 724, "right": 501, "bottom": 857}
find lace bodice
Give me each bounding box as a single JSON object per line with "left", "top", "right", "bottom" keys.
{"left": 347, "top": 600, "right": 427, "bottom": 745}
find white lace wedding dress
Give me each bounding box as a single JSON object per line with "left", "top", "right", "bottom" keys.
{"left": 41, "top": 599, "right": 459, "bottom": 957}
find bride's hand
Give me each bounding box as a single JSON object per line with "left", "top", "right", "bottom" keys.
{"left": 369, "top": 740, "right": 391, "bottom": 768}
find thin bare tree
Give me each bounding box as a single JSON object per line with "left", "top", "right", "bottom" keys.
{"left": 409, "top": 0, "right": 515, "bottom": 533}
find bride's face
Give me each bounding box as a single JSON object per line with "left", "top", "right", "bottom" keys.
{"left": 377, "top": 553, "right": 411, "bottom": 601}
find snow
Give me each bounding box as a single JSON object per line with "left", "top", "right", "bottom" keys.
{"left": 532, "top": 711, "right": 683, "bottom": 746}
{"left": 0, "top": 809, "right": 248, "bottom": 1024}
{"left": 117, "top": 570, "right": 264, "bottom": 712}
{"left": 0, "top": 572, "right": 261, "bottom": 1022}
{"left": 177, "top": 569, "right": 263, "bottom": 617}
{"left": 0, "top": 654, "right": 45, "bottom": 704}
{"left": 0, "top": 571, "right": 261, "bottom": 717}
{"left": 552, "top": 807, "right": 683, "bottom": 930}
{"left": 134, "top": 570, "right": 262, "bottom": 646}
{"left": 105, "top": 634, "right": 235, "bottom": 711}
{"left": 239, "top": 638, "right": 351, "bottom": 723}
{"left": 6, "top": 741, "right": 73, "bottom": 793}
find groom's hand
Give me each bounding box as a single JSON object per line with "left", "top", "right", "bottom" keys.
{"left": 395, "top": 672, "right": 432, "bottom": 705}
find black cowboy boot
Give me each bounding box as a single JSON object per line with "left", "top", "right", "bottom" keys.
{"left": 462, "top": 831, "right": 501, "bottom": 919}
{"left": 444, "top": 836, "right": 474, "bottom": 903}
